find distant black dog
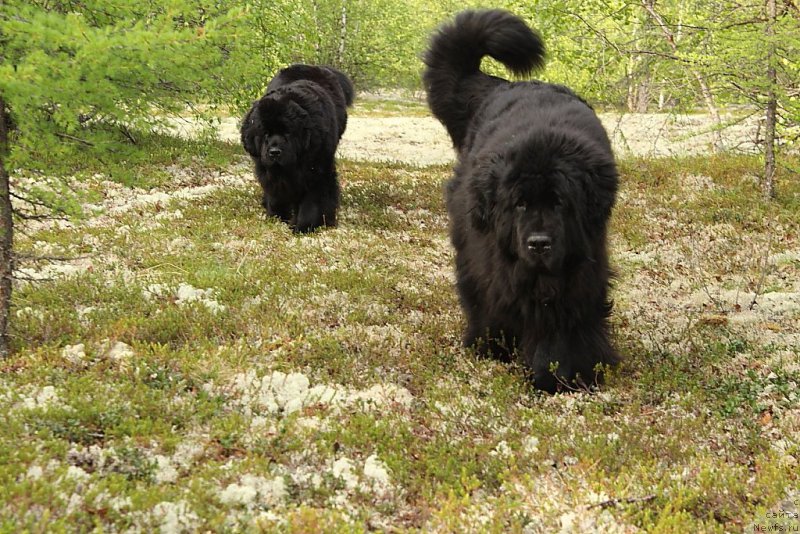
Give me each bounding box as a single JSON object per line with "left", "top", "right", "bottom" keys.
{"left": 424, "top": 10, "right": 620, "bottom": 392}
{"left": 241, "top": 65, "right": 354, "bottom": 232}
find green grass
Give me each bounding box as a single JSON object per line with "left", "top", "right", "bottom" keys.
{"left": 1, "top": 141, "right": 798, "bottom": 532}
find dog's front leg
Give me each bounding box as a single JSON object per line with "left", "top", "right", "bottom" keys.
{"left": 294, "top": 196, "right": 323, "bottom": 233}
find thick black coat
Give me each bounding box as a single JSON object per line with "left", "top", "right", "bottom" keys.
{"left": 241, "top": 65, "right": 354, "bottom": 232}
{"left": 424, "top": 10, "right": 620, "bottom": 392}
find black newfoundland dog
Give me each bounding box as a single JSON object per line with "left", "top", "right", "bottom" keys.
{"left": 424, "top": 10, "right": 620, "bottom": 392}
{"left": 241, "top": 64, "right": 354, "bottom": 233}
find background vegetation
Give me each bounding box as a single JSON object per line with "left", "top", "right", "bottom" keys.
{"left": 2, "top": 0, "right": 797, "bottom": 183}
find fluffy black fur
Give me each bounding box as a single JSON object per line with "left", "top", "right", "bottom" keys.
{"left": 424, "top": 10, "right": 620, "bottom": 392}
{"left": 241, "top": 64, "right": 354, "bottom": 233}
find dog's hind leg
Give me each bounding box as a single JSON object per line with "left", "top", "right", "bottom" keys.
{"left": 317, "top": 178, "right": 339, "bottom": 229}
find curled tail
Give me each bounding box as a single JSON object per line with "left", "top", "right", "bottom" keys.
{"left": 423, "top": 9, "right": 545, "bottom": 148}
{"left": 326, "top": 67, "right": 355, "bottom": 107}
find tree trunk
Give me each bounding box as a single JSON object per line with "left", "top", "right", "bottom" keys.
{"left": 626, "top": 23, "right": 639, "bottom": 113}
{"left": 641, "top": 0, "right": 724, "bottom": 151}
{"left": 636, "top": 77, "right": 651, "bottom": 113}
{"left": 0, "top": 97, "right": 14, "bottom": 357}
{"left": 763, "top": 0, "right": 778, "bottom": 199}
{"left": 336, "top": 3, "right": 347, "bottom": 67}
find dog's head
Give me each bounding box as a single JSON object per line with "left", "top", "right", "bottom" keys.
{"left": 469, "top": 134, "right": 617, "bottom": 273}
{"left": 241, "top": 95, "right": 311, "bottom": 169}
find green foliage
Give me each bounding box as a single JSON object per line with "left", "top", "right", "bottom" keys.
{"left": 3, "top": 1, "right": 798, "bottom": 154}
{"left": 0, "top": 1, "right": 246, "bottom": 169}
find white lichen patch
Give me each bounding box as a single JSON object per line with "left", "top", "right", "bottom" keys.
{"left": 64, "top": 465, "right": 90, "bottom": 481}
{"left": 76, "top": 305, "right": 97, "bottom": 324}
{"left": 331, "top": 458, "right": 359, "bottom": 491}
{"left": 153, "top": 455, "right": 179, "bottom": 484}
{"left": 523, "top": 436, "right": 540, "bottom": 454}
{"left": 328, "top": 454, "right": 396, "bottom": 499}
{"left": 16, "top": 385, "right": 64, "bottom": 412}
{"left": 362, "top": 454, "right": 392, "bottom": 493}
{"left": 64, "top": 491, "right": 85, "bottom": 515}
{"left": 348, "top": 383, "right": 414, "bottom": 408}
{"left": 558, "top": 509, "right": 638, "bottom": 534}
{"left": 489, "top": 440, "right": 513, "bottom": 459}
{"left": 770, "top": 249, "right": 800, "bottom": 266}
{"left": 225, "top": 370, "right": 414, "bottom": 419}
{"left": 170, "top": 438, "right": 207, "bottom": 469}
{"left": 86, "top": 169, "right": 248, "bottom": 225}
{"left": 143, "top": 282, "right": 226, "bottom": 314}
{"left": 16, "top": 306, "right": 46, "bottom": 321}
{"left": 690, "top": 288, "right": 800, "bottom": 317}
{"left": 102, "top": 340, "right": 136, "bottom": 367}
{"left": 26, "top": 464, "right": 45, "bottom": 481}
{"left": 15, "top": 257, "right": 95, "bottom": 283}
{"left": 62, "top": 343, "right": 87, "bottom": 365}
{"left": 151, "top": 500, "right": 200, "bottom": 534}
{"left": 218, "top": 474, "right": 287, "bottom": 508}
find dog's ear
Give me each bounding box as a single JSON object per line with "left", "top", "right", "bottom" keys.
{"left": 282, "top": 101, "right": 313, "bottom": 149}
{"left": 240, "top": 104, "right": 260, "bottom": 157}
{"left": 590, "top": 162, "right": 618, "bottom": 219}
{"left": 584, "top": 158, "right": 618, "bottom": 232}
{"left": 303, "top": 129, "right": 314, "bottom": 151}
{"left": 492, "top": 182, "right": 517, "bottom": 258}
{"left": 469, "top": 181, "right": 491, "bottom": 232}
{"left": 469, "top": 153, "right": 506, "bottom": 232}
{"left": 286, "top": 100, "right": 309, "bottom": 122}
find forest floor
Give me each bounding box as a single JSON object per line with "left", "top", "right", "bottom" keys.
{"left": 181, "top": 92, "right": 763, "bottom": 165}
{"left": 2, "top": 97, "right": 798, "bottom": 533}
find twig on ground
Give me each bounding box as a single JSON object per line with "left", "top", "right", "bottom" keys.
{"left": 587, "top": 494, "right": 657, "bottom": 510}
{"left": 14, "top": 252, "right": 85, "bottom": 263}
{"left": 749, "top": 229, "right": 775, "bottom": 311}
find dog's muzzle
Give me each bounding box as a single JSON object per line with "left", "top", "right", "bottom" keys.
{"left": 526, "top": 233, "right": 552, "bottom": 255}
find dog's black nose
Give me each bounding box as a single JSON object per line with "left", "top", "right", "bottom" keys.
{"left": 267, "top": 147, "right": 282, "bottom": 159}
{"left": 527, "top": 234, "right": 552, "bottom": 254}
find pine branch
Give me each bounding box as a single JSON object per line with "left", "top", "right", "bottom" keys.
{"left": 13, "top": 212, "right": 66, "bottom": 222}
{"left": 12, "top": 273, "right": 54, "bottom": 283}
{"left": 55, "top": 132, "right": 95, "bottom": 147}
{"left": 119, "top": 125, "right": 137, "bottom": 144}
{"left": 9, "top": 192, "right": 66, "bottom": 214}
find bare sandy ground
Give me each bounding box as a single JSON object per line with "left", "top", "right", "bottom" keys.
{"left": 197, "top": 110, "right": 761, "bottom": 166}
